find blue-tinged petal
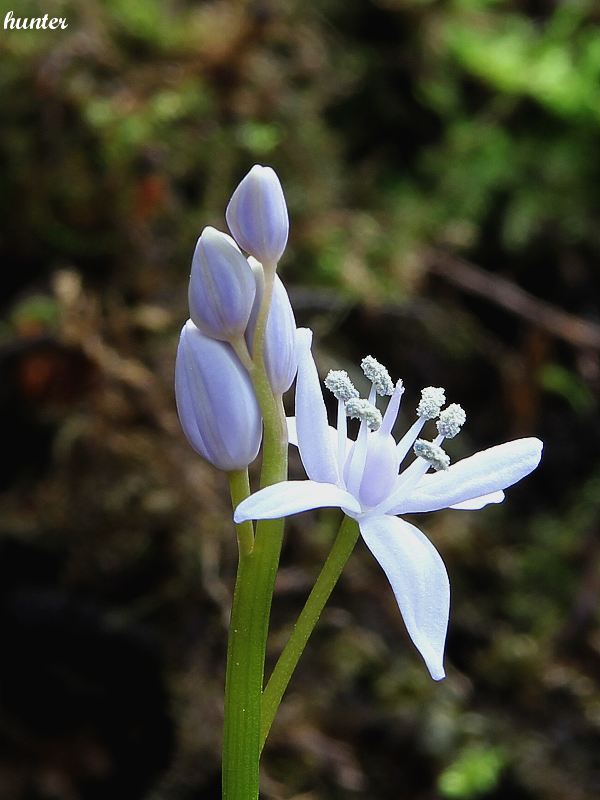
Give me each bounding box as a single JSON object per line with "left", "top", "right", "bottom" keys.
{"left": 175, "top": 320, "right": 262, "bottom": 471}
{"left": 287, "top": 416, "right": 351, "bottom": 455}
{"left": 450, "top": 491, "right": 504, "bottom": 510}
{"left": 188, "top": 227, "right": 255, "bottom": 341}
{"left": 359, "top": 515, "right": 449, "bottom": 681}
{"left": 287, "top": 416, "right": 298, "bottom": 446}
{"left": 295, "top": 329, "right": 340, "bottom": 484}
{"left": 226, "top": 165, "right": 289, "bottom": 265}
{"left": 234, "top": 480, "right": 361, "bottom": 523}
{"left": 387, "top": 438, "right": 542, "bottom": 515}
{"left": 246, "top": 261, "right": 297, "bottom": 393}
{"left": 355, "top": 432, "right": 400, "bottom": 508}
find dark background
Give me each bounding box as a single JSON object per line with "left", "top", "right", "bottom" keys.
{"left": 1, "top": 0, "right": 600, "bottom": 797}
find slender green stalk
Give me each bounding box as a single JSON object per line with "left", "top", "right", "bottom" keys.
{"left": 222, "top": 469, "right": 261, "bottom": 799}
{"left": 228, "top": 469, "right": 254, "bottom": 556}
{"left": 260, "top": 515, "right": 361, "bottom": 750}
{"left": 222, "top": 264, "right": 288, "bottom": 800}
{"left": 247, "top": 266, "right": 289, "bottom": 704}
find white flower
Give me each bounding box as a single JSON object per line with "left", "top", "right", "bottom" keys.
{"left": 234, "top": 328, "right": 543, "bottom": 680}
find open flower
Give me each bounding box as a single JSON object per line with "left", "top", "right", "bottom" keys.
{"left": 235, "top": 328, "right": 543, "bottom": 680}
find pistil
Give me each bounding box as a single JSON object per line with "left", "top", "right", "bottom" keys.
{"left": 380, "top": 379, "right": 405, "bottom": 436}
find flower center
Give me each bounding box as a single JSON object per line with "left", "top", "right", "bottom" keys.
{"left": 353, "top": 431, "right": 400, "bottom": 507}
{"left": 324, "top": 357, "right": 467, "bottom": 512}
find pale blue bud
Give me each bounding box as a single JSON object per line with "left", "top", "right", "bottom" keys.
{"left": 246, "top": 257, "right": 298, "bottom": 394}
{"left": 226, "top": 165, "right": 289, "bottom": 265}
{"left": 175, "top": 320, "right": 262, "bottom": 471}
{"left": 188, "top": 226, "right": 256, "bottom": 341}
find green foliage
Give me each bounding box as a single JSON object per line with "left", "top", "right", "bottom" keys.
{"left": 539, "top": 363, "right": 595, "bottom": 412}
{"left": 438, "top": 745, "right": 505, "bottom": 798}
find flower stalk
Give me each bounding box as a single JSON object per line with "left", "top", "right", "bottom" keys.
{"left": 222, "top": 262, "right": 289, "bottom": 800}
{"left": 260, "top": 514, "right": 360, "bottom": 750}
{"left": 222, "top": 469, "right": 260, "bottom": 798}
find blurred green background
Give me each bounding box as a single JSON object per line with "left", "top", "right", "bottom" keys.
{"left": 1, "top": 0, "right": 600, "bottom": 797}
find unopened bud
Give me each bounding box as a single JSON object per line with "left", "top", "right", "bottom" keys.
{"left": 175, "top": 320, "right": 262, "bottom": 470}
{"left": 188, "top": 226, "right": 256, "bottom": 341}
{"left": 226, "top": 165, "right": 289, "bottom": 265}
{"left": 245, "top": 257, "right": 298, "bottom": 394}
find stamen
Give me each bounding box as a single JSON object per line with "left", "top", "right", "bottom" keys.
{"left": 413, "top": 439, "right": 450, "bottom": 471}
{"left": 361, "top": 355, "right": 394, "bottom": 397}
{"left": 437, "top": 403, "right": 466, "bottom": 439}
{"left": 368, "top": 384, "right": 377, "bottom": 406}
{"left": 336, "top": 399, "right": 348, "bottom": 476}
{"left": 345, "top": 398, "right": 382, "bottom": 431}
{"left": 416, "top": 386, "right": 446, "bottom": 419}
{"left": 380, "top": 379, "right": 404, "bottom": 436}
{"left": 325, "top": 370, "right": 359, "bottom": 402}
{"left": 396, "top": 416, "right": 425, "bottom": 463}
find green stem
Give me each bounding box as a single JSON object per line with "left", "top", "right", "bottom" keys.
{"left": 222, "top": 264, "right": 288, "bottom": 800}
{"left": 260, "top": 515, "right": 361, "bottom": 750}
{"left": 229, "top": 469, "right": 254, "bottom": 557}
{"left": 222, "top": 469, "right": 261, "bottom": 799}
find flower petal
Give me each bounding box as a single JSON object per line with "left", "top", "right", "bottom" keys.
{"left": 359, "top": 515, "right": 449, "bottom": 680}
{"left": 287, "top": 416, "right": 299, "bottom": 446}
{"left": 450, "top": 491, "right": 504, "bottom": 510}
{"left": 388, "top": 438, "right": 542, "bottom": 515}
{"left": 234, "top": 480, "right": 361, "bottom": 523}
{"left": 287, "top": 416, "right": 351, "bottom": 455}
{"left": 295, "top": 329, "right": 340, "bottom": 483}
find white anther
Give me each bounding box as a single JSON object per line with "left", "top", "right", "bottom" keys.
{"left": 413, "top": 439, "right": 450, "bottom": 471}
{"left": 325, "top": 370, "right": 359, "bottom": 402}
{"left": 345, "top": 398, "right": 382, "bottom": 431}
{"left": 437, "top": 403, "right": 466, "bottom": 439}
{"left": 416, "top": 386, "right": 446, "bottom": 419}
{"left": 361, "top": 355, "right": 394, "bottom": 396}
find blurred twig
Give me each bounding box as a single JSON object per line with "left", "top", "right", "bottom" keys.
{"left": 427, "top": 249, "right": 600, "bottom": 350}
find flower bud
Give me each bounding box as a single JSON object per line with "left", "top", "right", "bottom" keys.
{"left": 175, "top": 320, "right": 262, "bottom": 471}
{"left": 188, "top": 226, "right": 256, "bottom": 341}
{"left": 246, "top": 258, "right": 298, "bottom": 394}
{"left": 226, "top": 165, "right": 289, "bottom": 265}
